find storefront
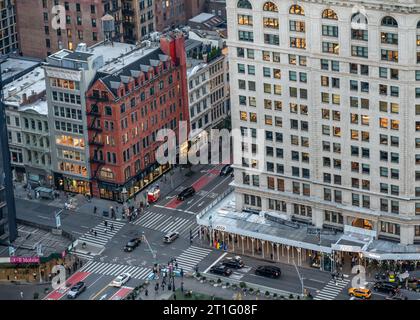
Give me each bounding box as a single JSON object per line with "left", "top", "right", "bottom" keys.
{"left": 98, "top": 162, "right": 171, "bottom": 202}
{"left": 54, "top": 173, "right": 91, "bottom": 195}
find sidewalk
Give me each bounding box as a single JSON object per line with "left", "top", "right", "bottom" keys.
{"left": 75, "top": 164, "right": 211, "bottom": 218}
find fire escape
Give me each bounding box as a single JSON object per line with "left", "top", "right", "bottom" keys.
{"left": 87, "top": 94, "right": 107, "bottom": 182}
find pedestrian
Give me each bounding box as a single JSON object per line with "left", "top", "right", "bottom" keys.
{"left": 104, "top": 227, "right": 107, "bottom": 234}
{"left": 180, "top": 268, "right": 184, "bottom": 278}
{"left": 145, "top": 289, "right": 148, "bottom": 296}
{"left": 161, "top": 283, "right": 165, "bottom": 291}
{"left": 181, "top": 281, "right": 184, "bottom": 293}
{"left": 175, "top": 262, "right": 178, "bottom": 269}
{"left": 94, "top": 206, "right": 97, "bottom": 214}
{"left": 173, "top": 294, "right": 176, "bottom": 300}
{"left": 271, "top": 253, "right": 274, "bottom": 260}
{"left": 341, "top": 273, "right": 344, "bottom": 281}
{"left": 20, "top": 292, "right": 24, "bottom": 299}
{"left": 104, "top": 220, "right": 108, "bottom": 227}
{"left": 94, "top": 230, "right": 97, "bottom": 237}
{"left": 331, "top": 272, "right": 335, "bottom": 280}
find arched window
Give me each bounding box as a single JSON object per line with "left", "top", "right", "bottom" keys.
{"left": 381, "top": 16, "right": 398, "bottom": 27}
{"left": 351, "top": 12, "right": 368, "bottom": 28}
{"left": 290, "top": 5, "right": 305, "bottom": 15}
{"left": 263, "top": 1, "right": 278, "bottom": 12}
{"left": 322, "top": 9, "right": 338, "bottom": 20}
{"left": 237, "top": 0, "right": 252, "bottom": 9}
{"left": 417, "top": 20, "right": 420, "bottom": 28}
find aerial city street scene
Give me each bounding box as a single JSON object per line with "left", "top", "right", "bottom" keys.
{"left": 0, "top": 0, "right": 420, "bottom": 306}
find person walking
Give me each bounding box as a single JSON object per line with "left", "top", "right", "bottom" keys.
{"left": 104, "top": 220, "right": 108, "bottom": 228}
{"left": 93, "top": 206, "right": 97, "bottom": 214}
{"left": 94, "top": 230, "right": 97, "bottom": 237}
{"left": 341, "top": 273, "right": 344, "bottom": 281}
{"left": 110, "top": 223, "right": 114, "bottom": 231}
{"left": 20, "top": 292, "right": 24, "bottom": 299}
{"left": 145, "top": 289, "right": 148, "bottom": 296}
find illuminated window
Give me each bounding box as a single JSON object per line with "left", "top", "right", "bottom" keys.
{"left": 265, "top": 115, "right": 273, "bottom": 125}
{"left": 290, "top": 5, "right": 305, "bottom": 15}
{"left": 240, "top": 111, "right": 247, "bottom": 121}
{"left": 263, "top": 1, "right": 278, "bottom": 12}
{"left": 322, "top": 9, "right": 338, "bottom": 20}
{"left": 238, "top": 14, "right": 253, "bottom": 26}
{"left": 263, "top": 17, "right": 279, "bottom": 29}
{"left": 379, "top": 118, "right": 388, "bottom": 128}
{"left": 290, "top": 37, "right": 306, "bottom": 49}
{"left": 250, "top": 113, "right": 257, "bottom": 122}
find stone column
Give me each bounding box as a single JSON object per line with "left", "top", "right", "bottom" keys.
{"left": 261, "top": 240, "right": 265, "bottom": 259}
{"left": 241, "top": 236, "right": 245, "bottom": 255}
{"left": 251, "top": 238, "right": 255, "bottom": 256}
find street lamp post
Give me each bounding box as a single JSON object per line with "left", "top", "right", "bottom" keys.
{"left": 121, "top": 187, "right": 128, "bottom": 220}
{"left": 293, "top": 260, "right": 305, "bottom": 298}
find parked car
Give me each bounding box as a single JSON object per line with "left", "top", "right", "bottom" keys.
{"left": 111, "top": 273, "right": 131, "bottom": 287}
{"left": 177, "top": 187, "right": 195, "bottom": 200}
{"left": 221, "top": 256, "right": 244, "bottom": 269}
{"left": 406, "top": 278, "right": 420, "bottom": 291}
{"left": 255, "top": 265, "right": 281, "bottom": 278}
{"left": 348, "top": 287, "right": 371, "bottom": 299}
{"left": 209, "top": 264, "right": 233, "bottom": 277}
{"left": 373, "top": 281, "right": 398, "bottom": 294}
{"left": 67, "top": 281, "right": 86, "bottom": 299}
{"left": 164, "top": 231, "right": 179, "bottom": 243}
{"left": 220, "top": 164, "right": 233, "bottom": 176}
{"left": 124, "top": 238, "right": 141, "bottom": 252}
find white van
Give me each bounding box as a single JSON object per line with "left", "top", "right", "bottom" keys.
{"left": 164, "top": 231, "right": 179, "bottom": 243}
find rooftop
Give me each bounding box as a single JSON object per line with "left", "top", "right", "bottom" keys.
{"left": 1, "top": 56, "right": 42, "bottom": 86}
{"left": 3, "top": 66, "right": 46, "bottom": 114}
{"left": 197, "top": 192, "right": 420, "bottom": 260}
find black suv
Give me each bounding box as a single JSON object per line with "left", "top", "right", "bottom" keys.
{"left": 373, "top": 281, "right": 398, "bottom": 294}
{"left": 210, "top": 264, "right": 233, "bottom": 277}
{"left": 255, "top": 266, "right": 281, "bottom": 278}
{"left": 177, "top": 187, "right": 195, "bottom": 200}
{"left": 220, "top": 164, "right": 233, "bottom": 176}
{"left": 67, "top": 281, "right": 86, "bottom": 299}
{"left": 124, "top": 238, "right": 141, "bottom": 252}
{"left": 222, "top": 257, "right": 244, "bottom": 269}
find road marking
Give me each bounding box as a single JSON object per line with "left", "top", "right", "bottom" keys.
{"left": 87, "top": 274, "right": 105, "bottom": 289}
{"left": 185, "top": 176, "right": 231, "bottom": 211}
{"left": 197, "top": 201, "right": 205, "bottom": 208}
{"left": 37, "top": 215, "right": 49, "bottom": 220}
{"left": 90, "top": 284, "right": 110, "bottom": 300}
{"left": 204, "top": 252, "right": 228, "bottom": 274}
{"left": 308, "top": 278, "right": 327, "bottom": 284}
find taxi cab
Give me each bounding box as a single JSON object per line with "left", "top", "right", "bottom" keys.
{"left": 348, "top": 287, "right": 372, "bottom": 299}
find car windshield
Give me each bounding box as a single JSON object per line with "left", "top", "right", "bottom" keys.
{"left": 115, "top": 276, "right": 123, "bottom": 281}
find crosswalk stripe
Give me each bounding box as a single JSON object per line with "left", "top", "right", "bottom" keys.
{"left": 153, "top": 216, "right": 174, "bottom": 230}
{"left": 161, "top": 219, "right": 188, "bottom": 233}
{"left": 143, "top": 214, "right": 165, "bottom": 228}
{"left": 78, "top": 261, "right": 152, "bottom": 279}
{"left": 110, "top": 265, "right": 126, "bottom": 276}
{"left": 314, "top": 278, "right": 350, "bottom": 300}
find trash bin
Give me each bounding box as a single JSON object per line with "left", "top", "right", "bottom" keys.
{"left": 103, "top": 210, "right": 109, "bottom": 217}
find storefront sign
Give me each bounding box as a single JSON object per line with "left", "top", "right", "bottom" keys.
{"left": 10, "top": 257, "right": 40, "bottom": 264}
{"left": 215, "top": 225, "right": 225, "bottom": 231}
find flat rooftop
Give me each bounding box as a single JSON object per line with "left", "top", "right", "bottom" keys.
{"left": 3, "top": 66, "right": 46, "bottom": 112}
{"left": 197, "top": 192, "right": 420, "bottom": 260}
{"left": 1, "top": 56, "right": 42, "bottom": 85}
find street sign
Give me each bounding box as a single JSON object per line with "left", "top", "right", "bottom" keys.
{"left": 8, "top": 246, "right": 15, "bottom": 257}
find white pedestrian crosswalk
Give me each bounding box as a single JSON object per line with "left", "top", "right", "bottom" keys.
{"left": 73, "top": 252, "right": 95, "bottom": 261}
{"left": 131, "top": 211, "right": 200, "bottom": 239}
{"left": 229, "top": 266, "right": 252, "bottom": 280}
{"left": 176, "top": 246, "right": 213, "bottom": 272}
{"left": 78, "top": 220, "right": 125, "bottom": 247}
{"left": 79, "top": 260, "right": 152, "bottom": 280}
{"left": 314, "top": 278, "right": 350, "bottom": 300}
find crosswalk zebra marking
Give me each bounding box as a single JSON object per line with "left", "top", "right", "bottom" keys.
{"left": 78, "top": 220, "right": 125, "bottom": 247}
{"left": 80, "top": 261, "right": 151, "bottom": 280}
{"left": 130, "top": 211, "right": 200, "bottom": 239}
{"left": 176, "top": 246, "right": 213, "bottom": 271}
{"left": 314, "top": 278, "right": 350, "bottom": 300}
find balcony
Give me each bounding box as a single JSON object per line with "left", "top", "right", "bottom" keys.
{"left": 122, "top": 8, "right": 135, "bottom": 16}
{"left": 88, "top": 94, "right": 109, "bottom": 102}
{"left": 90, "top": 157, "right": 105, "bottom": 164}
{"left": 88, "top": 125, "right": 102, "bottom": 132}
{"left": 89, "top": 140, "right": 104, "bottom": 147}
{"left": 86, "top": 109, "right": 101, "bottom": 117}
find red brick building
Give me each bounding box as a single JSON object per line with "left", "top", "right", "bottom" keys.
{"left": 16, "top": 0, "right": 123, "bottom": 59}
{"left": 85, "top": 33, "right": 189, "bottom": 201}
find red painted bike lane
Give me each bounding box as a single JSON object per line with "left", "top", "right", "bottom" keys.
{"left": 43, "top": 271, "right": 91, "bottom": 300}
{"left": 109, "top": 286, "right": 133, "bottom": 300}
{"left": 164, "top": 164, "right": 225, "bottom": 209}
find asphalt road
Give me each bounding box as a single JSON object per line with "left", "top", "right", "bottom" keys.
{"left": 9, "top": 164, "right": 420, "bottom": 301}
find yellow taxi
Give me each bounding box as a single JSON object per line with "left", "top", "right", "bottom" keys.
{"left": 348, "top": 287, "right": 372, "bottom": 299}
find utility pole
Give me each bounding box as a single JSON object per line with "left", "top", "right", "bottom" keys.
{"left": 293, "top": 260, "right": 304, "bottom": 298}
{"left": 142, "top": 232, "right": 157, "bottom": 264}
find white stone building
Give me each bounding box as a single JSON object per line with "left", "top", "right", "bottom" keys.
{"left": 227, "top": 0, "right": 420, "bottom": 246}
{"left": 4, "top": 66, "right": 52, "bottom": 187}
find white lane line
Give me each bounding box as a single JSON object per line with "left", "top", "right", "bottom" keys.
{"left": 204, "top": 252, "right": 228, "bottom": 274}
{"left": 87, "top": 274, "right": 106, "bottom": 289}
{"left": 186, "top": 176, "right": 231, "bottom": 211}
